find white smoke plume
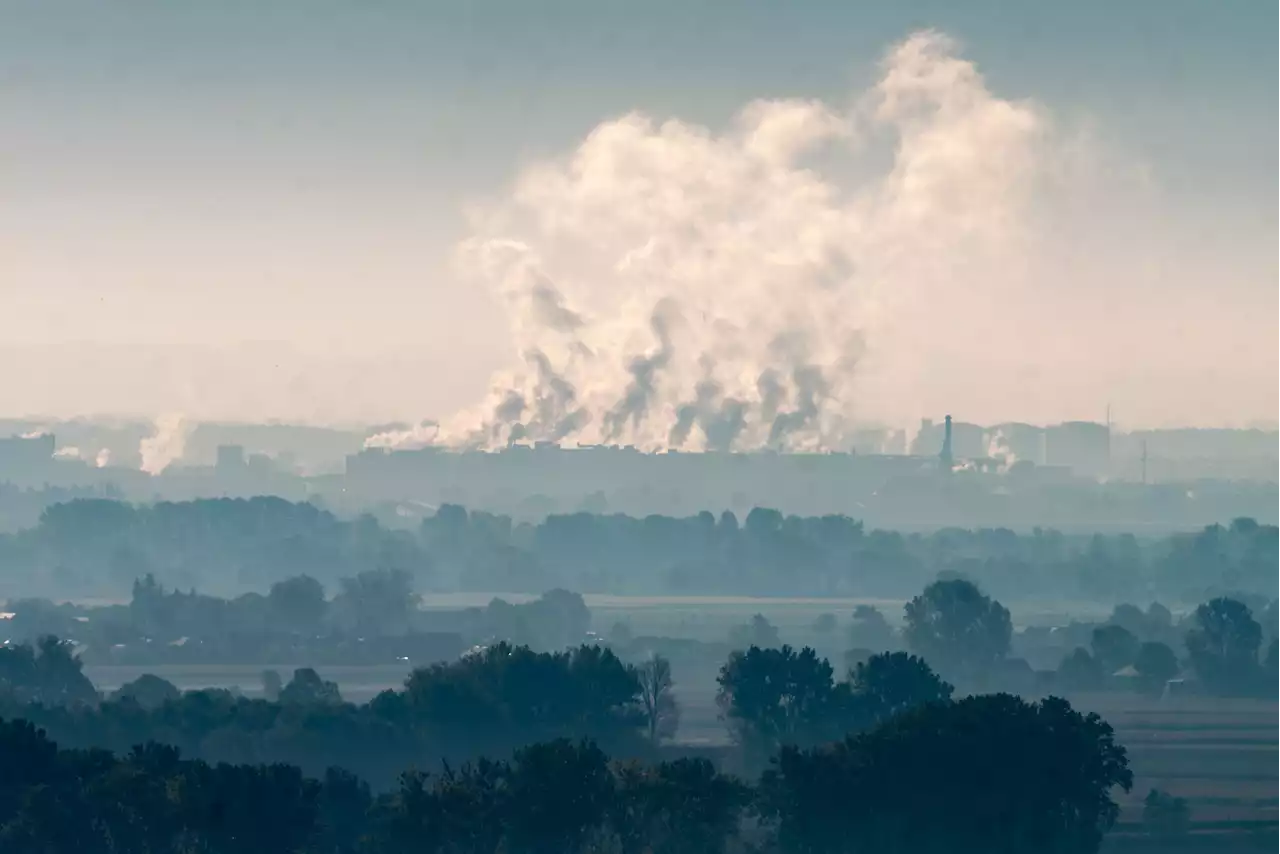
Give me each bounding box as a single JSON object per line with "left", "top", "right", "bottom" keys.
{"left": 139, "top": 413, "right": 191, "bottom": 474}
{"left": 53, "top": 446, "right": 83, "bottom": 460}
{"left": 370, "top": 30, "right": 1069, "bottom": 452}
{"left": 985, "top": 429, "right": 1018, "bottom": 471}
{"left": 94, "top": 448, "right": 112, "bottom": 468}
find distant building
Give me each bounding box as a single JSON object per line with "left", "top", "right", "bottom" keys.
{"left": 985, "top": 422, "right": 1045, "bottom": 466}
{"left": 1045, "top": 422, "right": 1110, "bottom": 479}
{"left": 215, "top": 445, "right": 246, "bottom": 472}
{"left": 0, "top": 433, "right": 56, "bottom": 482}
{"left": 850, "top": 427, "right": 906, "bottom": 456}
{"left": 912, "top": 417, "right": 984, "bottom": 460}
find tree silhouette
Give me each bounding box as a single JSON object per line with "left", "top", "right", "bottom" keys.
{"left": 717, "top": 645, "right": 837, "bottom": 761}
{"left": 637, "top": 654, "right": 679, "bottom": 744}
{"left": 504, "top": 739, "right": 614, "bottom": 854}
{"left": 110, "top": 673, "right": 180, "bottom": 709}
{"left": 278, "top": 667, "right": 343, "bottom": 705}
{"left": 758, "top": 694, "right": 1132, "bottom": 854}
{"left": 903, "top": 579, "right": 1011, "bottom": 683}
{"left": 1091, "top": 624, "right": 1140, "bottom": 673}
{"left": 1133, "top": 642, "right": 1179, "bottom": 696}
{"left": 848, "top": 651, "right": 953, "bottom": 727}
{"left": 1185, "top": 597, "right": 1264, "bottom": 695}
{"left": 613, "top": 757, "right": 749, "bottom": 854}
{"left": 1142, "top": 788, "right": 1190, "bottom": 837}
{"left": 267, "top": 574, "right": 327, "bottom": 634}
{"left": 1057, "top": 647, "right": 1105, "bottom": 692}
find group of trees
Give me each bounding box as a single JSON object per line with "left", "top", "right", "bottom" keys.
{"left": 3, "top": 497, "right": 1275, "bottom": 603}
{"left": 423, "top": 507, "right": 1279, "bottom": 602}
{"left": 0, "top": 640, "right": 659, "bottom": 787}
{"left": 1055, "top": 596, "right": 1277, "bottom": 698}
{"left": 0, "top": 689, "right": 1133, "bottom": 853}
{"left": 2, "top": 579, "right": 593, "bottom": 666}
{"left": 717, "top": 647, "right": 953, "bottom": 766}
{"left": 0, "top": 497, "right": 431, "bottom": 597}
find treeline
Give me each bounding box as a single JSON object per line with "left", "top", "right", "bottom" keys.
{"left": 0, "top": 692, "right": 1131, "bottom": 853}
{"left": 0, "top": 581, "right": 1067, "bottom": 783}
{"left": 0, "top": 641, "right": 652, "bottom": 786}
{"left": 3, "top": 640, "right": 963, "bottom": 788}
{"left": 5, "top": 574, "right": 1275, "bottom": 703}
{"left": 4, "top": 578, "right": 589, "bottom": 665}
{"left": 0, "top": 497, "right": 428, "bottom": 598}
{"left": 1, "top": 497, "right": 1276, "bottom": 602}
{"left": 1047, "top": 596, "right": 1278, "bottom": 699}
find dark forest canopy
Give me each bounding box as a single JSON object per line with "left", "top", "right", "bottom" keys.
{"left": 0, "top": 498, "right": 1274, "bottom": 604}
{"left": 0, "top": 673, "right": 1133, "bottom": 853}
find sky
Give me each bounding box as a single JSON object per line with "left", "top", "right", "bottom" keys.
{"left": 2, "top": 0, "right": 1276, "bottom": 433}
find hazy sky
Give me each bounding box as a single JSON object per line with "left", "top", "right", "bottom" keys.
{"left": 3, "top": 1, "right": 1276, "bottom": 430}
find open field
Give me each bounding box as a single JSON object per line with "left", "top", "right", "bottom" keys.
{"left": 1044, "top": 694, "right": 1277, "bottom": 845}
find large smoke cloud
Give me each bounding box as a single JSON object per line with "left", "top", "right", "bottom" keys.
{"left": 369, "top": 30, "right": 1062, "bottom": 452}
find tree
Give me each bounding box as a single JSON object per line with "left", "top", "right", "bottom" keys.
{"left": 1133, "top": 642, "right": 1179, "bottom": 696}
{"left": 524, "top": 589, "right": 592, "bottom": 650}
{"left": 811, "top": 613, "right": 838, "bottom": 637}
{"left": 1142, "top": 789, "right": 1190, "bottom": 836}
{"left": 848, "top": 651, "right": 953, "bottom": 728}
{"left": 504, "top": 739, "right": 615, "bottom": 854}
{"left": 1091, "top": 624, "right": 1140, "bottom": 674}
{"left": 757, "top": 694, "right": 1132, "bottom": 854}
{"left": 267, "top": 574, "right": 327, "bottom": 634}
{"left": 1146, "top": 602, "right": 1173, "bottom": 632}
{"left": 1057, "top": 647, "right": 1105, "bottom": 692}
{"left": 846, "top": 605, "right": 895, "bottom": 652}
{"left": 332, "top": 568, "right": 421, "bottom": 636}
{"left": 729, "top": 614, "right": 780, "bottom": 649}
{"left": 1185, "top": 597, "right": 1264, "bottom": 695}
{"left": 278, "top": 667, "right": 343, "bottom": 705}
{"left": 637, "top": 655, "right": 679, "bottom": 744}
{"left": 402, "top": 643, "right": 645, "bottom": 753}
{"left": 261, "top": 669, "right": 283, "bottom": 701}
{"left": 613, "top": 758, "right": 750, "bottom": 854}
{"left": 903, "top": 579, "right": 1011, "bottom": 683}
{"left": 111, "top": 674, "right": 180, "bottom": 709}
{"left": 716, "top": 646, "right": 837, "bottom": 761}
{"left": 0, "top": 636, "right": 98, "bottom": 707}
{"left": 1107, "top": 604, "right": 1149, "bottom": 638}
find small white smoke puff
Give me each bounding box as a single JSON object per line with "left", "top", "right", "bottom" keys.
{"left": 139, "top": 414, "right": 191, "bottom": 474}
{"left": 370, "top": 30, "right": 1057, "bottom": 452}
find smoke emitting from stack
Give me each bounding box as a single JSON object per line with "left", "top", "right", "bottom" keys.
{"left": 368, "top": 30, "right": 1099, "bottom": 453}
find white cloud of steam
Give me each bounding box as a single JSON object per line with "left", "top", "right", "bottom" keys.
{"left": 985, "top": 429, "right": 1018, "bottom": 471}
{"left": 139, "top": 413, "right": 191, "bottom": 474}
{"left": 369, "top": 30, "right": 1145, "bottom": 451}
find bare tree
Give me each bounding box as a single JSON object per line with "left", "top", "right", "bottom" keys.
{"left": 637, "top": 654, "right": 680, "bottom": 744}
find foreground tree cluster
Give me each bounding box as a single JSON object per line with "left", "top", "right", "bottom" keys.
{"left": 0, "top": 689, "right": 1132, "bottom": 854}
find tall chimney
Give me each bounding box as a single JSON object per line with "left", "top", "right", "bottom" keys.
{"left": 939, "top": 415, "right": 954, "bottom": 472}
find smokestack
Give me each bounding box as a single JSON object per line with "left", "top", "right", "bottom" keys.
{"left": 939, "top": 414, "right": 953, "bottom": 472}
